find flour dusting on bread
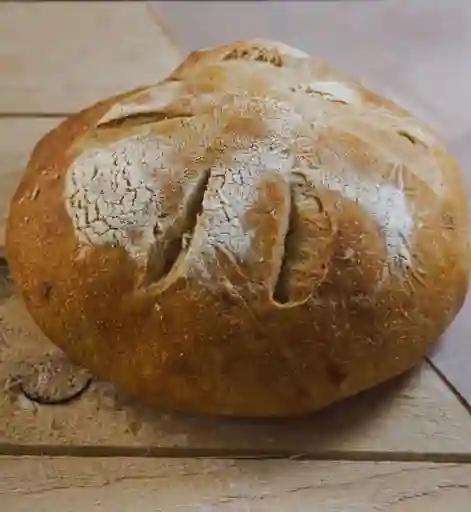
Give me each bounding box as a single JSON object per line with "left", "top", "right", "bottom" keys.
{"left": 65, "top": 136, "right": 162, "bottom": 261}
{"left": 305, "top": 167, "right": 413, "bottom": 270}
{"left": 63, "top": 39, "right": 447, "bottom": 286}
{"left": 302, "top": 81, "right": 361, "bottom": 105}
{"left": 187, "top": 141, "right": 294, "bottom": 282}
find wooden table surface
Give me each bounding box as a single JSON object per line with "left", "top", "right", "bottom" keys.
{"left": 0, "top": 3, "right": 470, "bottom": 510}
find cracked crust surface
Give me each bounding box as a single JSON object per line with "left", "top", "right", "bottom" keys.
{"left": 5, "top": 39, "right": 470, "bottom": 416}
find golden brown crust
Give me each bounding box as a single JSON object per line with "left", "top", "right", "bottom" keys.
{"left": 5, "top": 39, "right": 470, "bottom": 416}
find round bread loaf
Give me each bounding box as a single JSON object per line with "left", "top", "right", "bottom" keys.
{"left": 5, "top": 40, "right": 470, "bottom": 417}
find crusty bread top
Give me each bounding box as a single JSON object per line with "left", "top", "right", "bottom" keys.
{"left": 5, "top": 39, "right": 470, "bottom": 416}
{"left": 59, "top": 39, "right": 466, "bottom": 297}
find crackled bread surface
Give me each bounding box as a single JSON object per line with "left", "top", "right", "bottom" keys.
{"left": 5, "top": 40, "right": 470, "bottom": 416}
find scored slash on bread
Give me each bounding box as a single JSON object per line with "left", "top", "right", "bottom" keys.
{"left": 3, "top": 40, "right": 470, "bottom": 417}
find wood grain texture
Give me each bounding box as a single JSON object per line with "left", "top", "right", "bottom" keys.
{"left": 1, "top": 456, "right": 471, "bottom": 511}
{"left": 1, "top": 289, "right": 471, "bottom": 457}
{"left": 0, "top": 2, "right": 181, "bottom": 114}
{"left": 0, "top": 118, "right": 62, "bottom": 246}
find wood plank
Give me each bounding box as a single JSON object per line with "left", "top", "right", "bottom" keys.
{"left": 0, "top": 2, "right": 180, "bottom": 114}
{"left": 0, "top": 118, "right": 62, "bottom": 246}
{"left": 1, "top": 286, "right": 471, "bottom": 457}
{"left": 1, "top": 456, "right": 471, "bottom": 511}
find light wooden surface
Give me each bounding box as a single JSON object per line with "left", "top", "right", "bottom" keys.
{"left": 1, "top": 457, "right": 471, "bottom": 511}
{"left": 0, "top": 2, "right": 180, "bottom": 114}
{"left": 1, "top": 2, "right": 471, "bottom": 509}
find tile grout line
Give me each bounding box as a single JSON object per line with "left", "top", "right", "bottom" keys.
{"left": 0, "top": 113, "right": 70, "bottom": 119}
{"left": 1, "top": 444, "right": 471, "bottom": 464}
{"left": 426, "top": 357, "right": 471, "bottom": 417}
{"left": 145, "top": 1, "right": 182, "bottom": 55}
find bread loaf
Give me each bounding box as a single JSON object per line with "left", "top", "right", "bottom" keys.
{"left": 5, "top": 40, "right": 470, "bottom": 417}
